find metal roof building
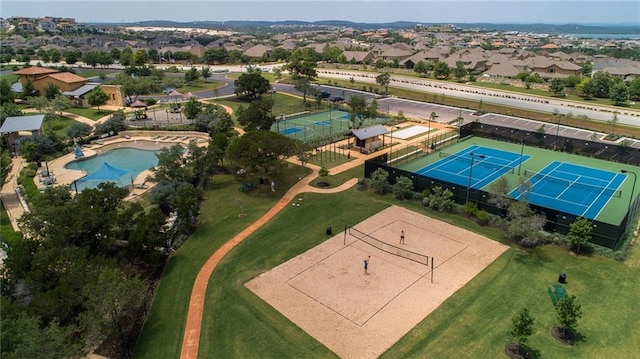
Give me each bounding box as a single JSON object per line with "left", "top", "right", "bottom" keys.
{"left": 0, "top": 114, "right": 45, "bottom": 133}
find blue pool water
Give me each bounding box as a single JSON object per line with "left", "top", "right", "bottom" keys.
{"left": 66, "top": 147, "right": 160, "bottom": 191}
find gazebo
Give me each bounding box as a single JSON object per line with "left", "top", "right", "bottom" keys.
{"left": 0, "top": 114, "right": 45, "bottom": 152}
{"left": 351, "top": 124, "right": 388, "bottom": 152}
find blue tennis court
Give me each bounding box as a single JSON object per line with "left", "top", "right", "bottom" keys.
{"left": 416, "top": 145, "right": 530, "bottom": 190}
{"left": 510, "top": 161, "right": 625, "bottom": 220}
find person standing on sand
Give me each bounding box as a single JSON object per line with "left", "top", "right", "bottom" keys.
{"left": 364, "top": 255, "right": 370, "bottom": 275}
{"left": 400, "top": 230, "right": 405, "bottom": 245}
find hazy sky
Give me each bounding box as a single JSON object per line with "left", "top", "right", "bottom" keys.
{"left": 2, "top": 1, "right": 638, "bottom": 25}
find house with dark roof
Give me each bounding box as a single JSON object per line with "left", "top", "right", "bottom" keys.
{"left": 243, "top": 44, "right": 273, "bottom": 59}
{"left": 351, "top": 124, "right": 388, "bottom": 152}
{"left": 341, "top": 51, "right": 374, "bottom": 64}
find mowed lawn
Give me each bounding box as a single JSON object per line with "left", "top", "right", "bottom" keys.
{"left": 134, "top": 165, "right": 640, "bottom": 358}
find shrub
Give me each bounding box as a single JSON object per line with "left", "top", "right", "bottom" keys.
{"left": 475, "top": 210, "right": 490, "bottom": 226}
{"left": 421, "top": 197, "right": 430, "bottom": 207}
{"left": 462, "top": 202, "right": 478, "bottom": 217}
{"left": 144, "top": 98, "right": 157, "bottom": 106}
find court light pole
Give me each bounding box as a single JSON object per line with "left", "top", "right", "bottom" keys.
{"left": 518, "top": 131, "right": 529, "bottom": 175}
{"left": 427, "top": 112, "right": 437, "bottom": 151}
{"left": 466, "top": 152, "right": 485, "bottom": 203}
{"left": 621, "top": 169, "right": 637, "bottom": 232}
{"left": 554, "top": 111, "right": 564, "bottom": 151}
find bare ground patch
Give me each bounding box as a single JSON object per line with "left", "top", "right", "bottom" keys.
{"left": 245, "top": 205, "right": 508, "bottom": 358}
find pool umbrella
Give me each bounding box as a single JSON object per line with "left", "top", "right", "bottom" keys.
{"left": 130, "top": 99, "right": 147, "bottom": 108}
{"left": 74, "top": 145, "right": 85, "bottom": 159}
{"left": 185, "top": 92, "right": 196, "bottom": 99}
{"left": 82, "top": 162, "right": 129, "bottom": 182}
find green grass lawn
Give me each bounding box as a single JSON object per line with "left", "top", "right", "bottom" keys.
{"left": 0, "top": 73, "right": 18, "bottom": 84}
{"left": 0, "top": 201, "right": 22, "bottom": 246}
{"left": 131, "top": 155, "right": 640, "bottom": 358}
{"left": 75, "top": 70, "right": 113, "bottom": 79}
{"left": 132, "top": 165, "right": 313, "bottom": 359}
{"left": 307, "top": 150, "right": 352, "bottom": 169}
{"left": 43, "top": 116, "right": 76, "bottom": 139}
{"left": 177, "top": 79, "right": 225, "bottom": 94}
{"left": 64, "top": 107, "right": 115, "bottom": 121}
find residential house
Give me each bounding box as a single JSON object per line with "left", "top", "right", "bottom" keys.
{"left": 400, "top": 48, "right": 442, "bottom": 69}
{"left": 482, "top": 62, "right": 523, "bottom": 79}
{"left": 57, "top": 21, "right": 76, "bottom": 32}
{"left": 38, "top": 19, "right": 57, "bottom": 32}
{"left": 0, "top": 18, "right": 10, "bottom": 31}
{"left": 18, "top": 21, "right": 35, "bottom": 31}
{"left": 527, "top": 56, "right": 581, "bottom": 79}
{"left": 341, "top": 51, "right": 374, "bottom": 64}
{"left": 243, "top": 44, "right": 273, "bottom": 59}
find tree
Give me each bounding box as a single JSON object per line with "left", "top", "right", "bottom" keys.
{"left": 413, "top": 60, "right": 430, "bottom": 76}
{"left": 375, "top": 72, "right": 391, "bottom": 94}
{"left": 50, "top": 95, "right": 73, "bottom": 117}
{"left": 236, "top": 97, "right": 275, "bottom": 131}
{"left": 184, "top": 67, "right": 199, "bottom": 83}
{"left": 508, "top": 307, "right": 535, "bottom": 346}
{"left": 581, "top": 61, "right": 593, "bottom": 76}
{"left": 576, "top": 78, "right": 596, "bottom": 98}
{"left": 591, "top": 71, "right": 612, "bottom": 98}
{"left": 66, "top": 122, "right": 93, "bottom": 139}
{"left": 21, "top": 79, "right": 35, "bottom": 100}
{"left": 453, "top": 61, "right": 467, "bottom": 82}
{"left": 555, "top": 295, "right": 582, "bottom": 338}
{"left": 318, "top": 166, "right": 329, "bottom": 184}
{"left": 293, "top": 78, "right": 314, "bottom": 102}
{"left": 488, "top": 176, "right": 511, "bottom": 210}
{"left": 608, "top": 112, "right": 619, "bottom": 135}
{"left": 346, "top": 95, "right": 368, "bottom": 129}
{"left": 609, "top": 81, "right": 629, "bottom": 105}
{"left": 0, "top": 78, "right": 15, "bottom": 104}
{"left": 393, "top": 176, "right": 413, "bottom": 200}
{"left": 234, "top": 71, "right": 271, "bottom": 99}
{"left": 86, "top": 87, "right": 109, "bottom": 111}
{"left": 433, "top": 61, "right": 450, "bottom": 79}
{"left": 227, "top": 130, "right": 297, "bottom": 175}
{"left": 111, "top": 74, "right": 159, "bottom": 104}
{"left": 287, "top": 48, "right": 318, "bottom": 79}
{"left": 94, "top": 111, "right": 126, "bottom": 135}
{"left": 0, "top": 148, "right": 12, "bottom": 186}
{"left": 369, "top": 168, "right": 389, "bottom": 195}
{"left": 506, "top": 199, "right": 547, "bottom": 247}
{"left": 183, "top": 97, "right": 203, "bottom": 120}
{"left": 568, "top": 217, "right": 592, "bottom": 254}
{"left": 427, "top": 186, "right": 454, "bottom": 212}
{"left": 200, "top": 66, "right": 211, "bottom": 79}
{"left": 81, "top": 267, "right": 147, "bottom": 356}
{"left": 629, "top": 77, "right": 640, "bottom": 101}
{"left": 549, "top": 78, "right": 565, "bottom": 96}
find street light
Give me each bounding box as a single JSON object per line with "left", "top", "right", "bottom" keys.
{"left": 466, "top": 152, "right": 486, "bottom": 203}
{"left": 621, "top": 169, "right": 637, "bottom": 233}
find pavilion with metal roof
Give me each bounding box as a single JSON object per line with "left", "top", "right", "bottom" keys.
{"left": 351, "top": 124, "right": 388, "bottom": 152}
{"left": 0, "top": 114, "right": 45, "bottom": 150}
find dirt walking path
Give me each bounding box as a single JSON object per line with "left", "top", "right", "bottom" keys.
{"left": 179, "top": 122, "right": 455, "bottom": 358}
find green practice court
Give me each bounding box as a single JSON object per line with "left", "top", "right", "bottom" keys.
{"left": 270, "top": 110, "right": 388, "bottom": 142}
{"left": 397, "top": 137, "right": 635, "bottom": 226}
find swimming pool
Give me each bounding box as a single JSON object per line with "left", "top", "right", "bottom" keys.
{"left": 66, "top": 147, "right": 160, "bottom": 191}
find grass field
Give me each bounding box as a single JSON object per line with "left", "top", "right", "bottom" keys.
{"left": 64, "top": 107, "right": 114, "bottom": 121}
{"left": 132, "top": 155, "right": 640, "bottom": 358}
{"left": 43, "top": 116, "right": 76, "bottom": 140}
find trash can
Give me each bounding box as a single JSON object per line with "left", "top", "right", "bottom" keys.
{"left": 558, "top": 272, "right": 566, "bottom": 284}
{"left": 326, "top": 226, "right": 332, "bottom": 235}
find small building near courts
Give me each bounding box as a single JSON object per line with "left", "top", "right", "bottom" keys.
{"left": 0, "top": 114, "right": 45, "bottom": 153}
{"left": 351, "top": 124, "right": 388, "bottom": 153}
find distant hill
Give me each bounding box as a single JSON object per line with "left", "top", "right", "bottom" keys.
{"left": 99, "top": 20, "right": 640, "bottom": 35}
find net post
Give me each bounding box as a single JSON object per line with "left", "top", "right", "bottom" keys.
{"left": 344, "top": 224, "right": 347, "bottom": 245}
{"left": 431, "top": 258, "right": 434, "bottom": 284}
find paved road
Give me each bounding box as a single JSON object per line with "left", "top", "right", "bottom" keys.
{"left": 316, "top": 69, "right": 640, "bottom": 126}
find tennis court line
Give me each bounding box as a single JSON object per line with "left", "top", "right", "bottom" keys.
{"left": 513, "top": 161, "right": 564, "bottom": 200}
{"left": 583, "top": 172, "right": 624, "bottom": 219}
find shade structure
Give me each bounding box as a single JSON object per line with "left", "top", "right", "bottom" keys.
{"left": 167, "top": 89, "right": 184, "bottom": 98}
{"left": 74, "top": 146, "right": 85, "bottom": 159}
{"left": 185, "top": 91, "right": 196, "bottom": 98}
{"left": 82, "top": 162, "right": 129, "bottom": 181}
{"left": 129, "top": 99, "right": 147, "bottom": 108}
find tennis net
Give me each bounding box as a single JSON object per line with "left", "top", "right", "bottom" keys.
{"left": 348, "top": 227, "right": 429, "bottom": 266}
{"left": 439, "top": 152, "right": 515, "bottom": 174}
{"left": 524, "top": 170, "right": 622, "bottom": 198}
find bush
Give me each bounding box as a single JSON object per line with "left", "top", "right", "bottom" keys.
{"left": 462, "top": 202, "right": 478, "bottom": 217}
{"left": 475, "top": 210, "right": 490, "bottom": 226}
{"left": 422, "top": 197, "right": 430, "bottom": 207}
{"left": 144, "top": 98, "right": 157, "bottom": 106}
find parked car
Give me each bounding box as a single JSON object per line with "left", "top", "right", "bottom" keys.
{"left": 319, "top": 91, "right": 331, "bottom": 99}
{"left": 330, "top": 96, "right": 344, "bottom": 102}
